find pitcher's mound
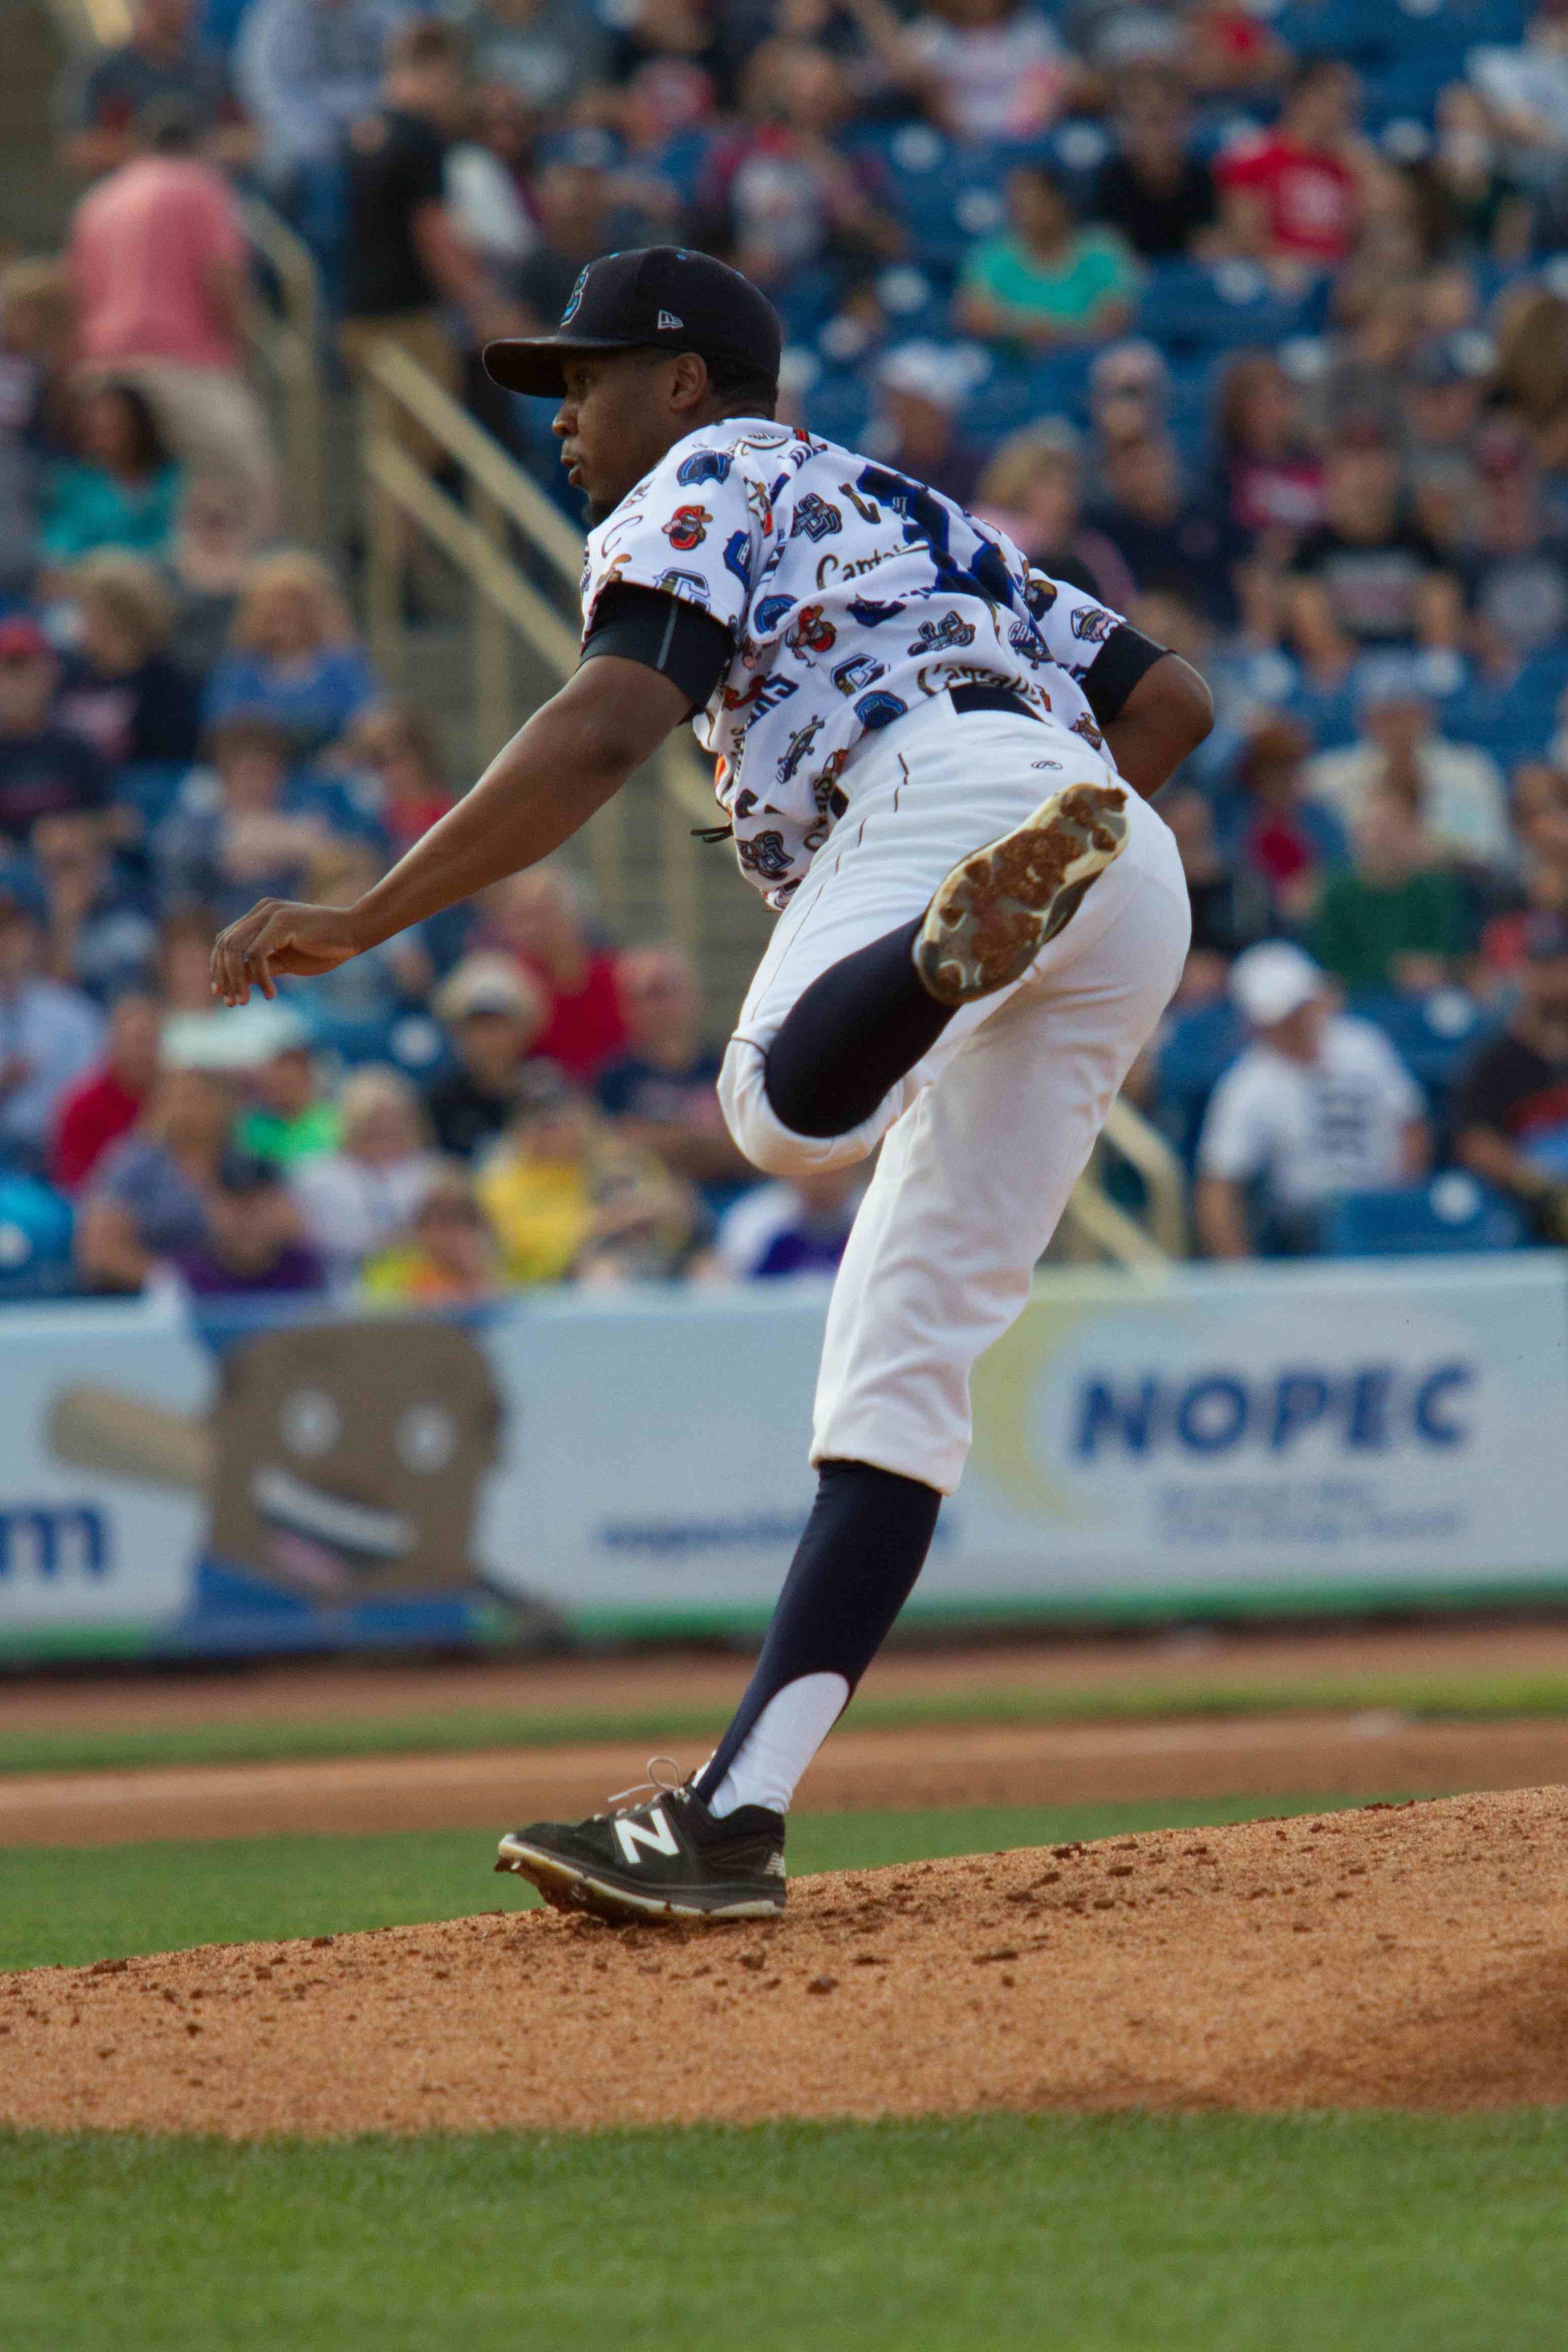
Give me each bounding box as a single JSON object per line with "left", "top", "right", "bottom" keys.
{"left": 6, "top": 1787, "right": 1568, "bottom": 2137}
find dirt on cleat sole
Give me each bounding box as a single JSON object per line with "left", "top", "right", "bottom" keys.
{"left": 914, "top": 780, "right": 1128, "bottom": 1006}
{"left": 495, "top": 1841, "right": 783, "bottom": 1926}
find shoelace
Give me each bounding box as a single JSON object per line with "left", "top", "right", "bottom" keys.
{"left": 596, "top": 1756, "right": 687, "bottom": 1820}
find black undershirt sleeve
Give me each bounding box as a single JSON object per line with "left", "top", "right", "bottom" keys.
{"left": 579, "top": 583, "right": 733, "bottom": 714}
{"left": 1081, "top": 623, "right": 1170, "bottom": 726}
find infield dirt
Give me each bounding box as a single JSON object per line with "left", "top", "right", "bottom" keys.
{"left": 6, "top": 1785, "right": 1568, "bottom": 2135}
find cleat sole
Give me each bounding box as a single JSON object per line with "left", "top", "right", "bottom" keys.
{"left": 915, "top": 780, "right": 1128, "bottom": 1005}
{"left": 495, "top": 1833, "right": 785, "bottom": 1926}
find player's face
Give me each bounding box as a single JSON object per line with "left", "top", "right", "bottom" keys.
{"left": 554, "top": 351, "right": 688, "bottom": 524}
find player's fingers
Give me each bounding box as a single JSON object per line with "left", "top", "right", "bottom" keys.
{"left": 212, "top": 904, "right": 273, "bottom": 1006}
{"left": 210, "top": 923, "right": 245, "bottom": 1007}
{"left": 246, "top": 919, "right": 282, "bottom": 1002}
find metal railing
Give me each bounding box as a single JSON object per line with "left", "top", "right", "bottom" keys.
{"left": 239, "top": 198, "right": 327, "bottom": 549}
{"left": 355, "top": 337, "right": 712, "bottom": 945}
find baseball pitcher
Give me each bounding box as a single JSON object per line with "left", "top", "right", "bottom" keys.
{"left": 212, "top": 248, "right": 1212, "bottom": 1922}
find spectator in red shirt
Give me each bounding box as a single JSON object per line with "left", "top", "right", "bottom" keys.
{"left": 1216, "top": 60, "right": 1375, "bottom": 280}
{"left": 69, "top": 105, "right": 276, "bottom": 511}
{"left": 338, "top": 702, "right": 455, "bottom": 852}
{"left": 50, "top": 989, "right": 162, "bottom": 1192}
{"left": 479, "top": 861, "right": 627, "bottom": 1082}
{"left": 1212, "top": 351, "right": 1323, "bottom": 550}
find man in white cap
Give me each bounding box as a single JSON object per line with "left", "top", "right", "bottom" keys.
{"left": 1195, "top": 940, "right": 1429, "bottom": 1258}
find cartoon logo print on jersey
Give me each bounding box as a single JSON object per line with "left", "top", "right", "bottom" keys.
{"left": 1071, "top": 712, "right": 1106, "bottom": 749}
{"left": 583, "top": 551, "right": 633, "bottom": 627}
{"left": 830, "top": 652, "right": 885, "bottom": 696}
{"left": 724, "top": 530, "right": 755, "bottom": 592}
{"left": 744, "top": 479, "right": 775, "bottom": 535}
{"left": 906, "top": 612, "right": 976, "bottom": 657}
{"left": 1008, "top": 618, "right": 1049, "bottom": 667}
{"left": 662, "top": 504, "right": 711, "bottom": 551}
{"left": 677, "top": 448, "right": 733, "bottom": 486}
{"left": 813, "top": 748, "right": 850, "bottom": 816}
{"left": 736, "top": 829, "right": 795, "bottom": 883}
{"left": 855, "top": 463, "right": 1017, "bottom": 614}
{"left": 788, "top": 492, "right": 843, "bottom": 543}
{"left": 839, "top": 480, "right": 882, "bottom": 526}
{"left": 1024, "top": 573, "right": 1059, "bottom": 620}
{"left": 754, "top": 594, "right": 796, "bottom": 635}
{"left": 722, "top": 671, "right": 798, "bottom": 719}
{"left": 777, "top": 715, "right": 826, "bottom": 782}
{"left": 785, "top": 603, "right": 835, "bottom": 657}
{"left": 654, "top": 568, "right": 709, "bottom": 602}
{"left": 855, "top": 691, "right": 907, "bottom": 731}
{"left": 804, "top": 752, "right": 852, "bottom": 850}
{"left": 847, "top": 597, "right": 907, "bottom": 628}
{"left": 1070, "top": 605, "right": 1118, "bottom": 645}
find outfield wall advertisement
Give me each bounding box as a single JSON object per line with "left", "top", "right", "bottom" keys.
{"left": 2, "top": 1254, "right": 1566, "bottom": 1660}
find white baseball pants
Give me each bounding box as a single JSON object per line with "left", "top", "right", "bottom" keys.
{"left": 718, "top": 694, "right": 1191, "bottom": 1495}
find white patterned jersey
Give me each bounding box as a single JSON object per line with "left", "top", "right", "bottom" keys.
{"left": 578, "top": 415, "right": 1126, "bottom": 909}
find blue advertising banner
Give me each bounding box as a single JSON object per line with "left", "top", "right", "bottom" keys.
{"left": 1, "top": 1254, "right": 1565, "bottom": 1660}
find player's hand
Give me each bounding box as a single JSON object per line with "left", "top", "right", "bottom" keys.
{"left": 210, "top": 899, "right": 369, "bottom": 1007}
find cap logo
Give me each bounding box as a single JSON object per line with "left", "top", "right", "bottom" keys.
{"left": 657, "top": 309, "right": 684, "bottom": 331}
{"left": 561, "top": 266, "right": 590, "bottom": 325}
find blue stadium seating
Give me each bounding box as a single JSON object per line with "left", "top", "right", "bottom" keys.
{"left": 1155, "top": 997, "right": 1248, "bottom": 1161}
{"left": 0, "top": 1175, "right": 75, "bottom": 1298}
{"left": 296, "top": 1009, "right": 452, "bottom": 1082}
{"left": 1345, "top": 987, "right": 1494, "bottom": 1105}
{"left": 1324, "top": 1172, "right": 1526, "bottom": 1256}
{"left": 1133, "top": 260, "right": 1314, "bottom": 360}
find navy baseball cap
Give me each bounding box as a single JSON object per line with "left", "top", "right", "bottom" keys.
{"left": 483, "top": 246, "right": 782, "bottom": 400}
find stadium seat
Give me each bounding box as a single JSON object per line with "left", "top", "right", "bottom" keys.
{"left": 1133, "top": 261, "right": 1311, "bottom": 359}
{"left": 1323, "top": 1172, "right": 1527, "bottom": 1257}
{"left": 1348, "top": 988, "right": 1493, "bottom": 1098}
{"left": 296, "top": 1009, "right": 452, "bottom": 1082}
{"left": 1156, "top": 998, "right": 1248, "bottom": 1162}
{"left": 0, "top": 1174, "right": 75, "bottom": 1298}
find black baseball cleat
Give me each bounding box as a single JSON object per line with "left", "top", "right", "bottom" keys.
{"left": 914, "top": 778, "right": 1129, "bottom": 1006}
{"left": 495, "top": 1761, "right": 787, "bottom": 1924}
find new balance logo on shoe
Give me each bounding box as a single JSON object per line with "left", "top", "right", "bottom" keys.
{"left": 613, "top": 1805, "right": 681, "bottom": 1865}
{"left": 657, "top": 310, "right": 684, "bottom": 331}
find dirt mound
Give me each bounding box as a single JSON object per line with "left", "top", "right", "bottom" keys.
{"left": 6, "top": 1787, "right": 1568, "bottom": 2136}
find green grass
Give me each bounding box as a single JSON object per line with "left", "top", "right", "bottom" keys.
{"left": 6, "top": 1668, "right": 1568, "bottom": 1779}
{"left": 4, "top": 2111, "right": 1568, "bottom": 2350}
{"left": 0, "top": 1794, "right": 1384, "bottom": 1974}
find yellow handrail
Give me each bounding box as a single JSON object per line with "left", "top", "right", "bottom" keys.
{"left": 238, "top": 198, "right": 326, "bottom": 548}
{"left": 1101, "top": 1095, "right": 1188, "bottom": 1258}
{"left": 358, "top": 339, "right": 586, "bottom": 587}
{"left": 356, "top": 343, "right": 720, "bottom": 818}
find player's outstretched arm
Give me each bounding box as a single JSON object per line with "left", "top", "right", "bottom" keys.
{"left": 1100, "top": 653, "right": 1214, "bottom": 802}
{"left": 210, "top": 656, "right": 689, "bottom": 1006}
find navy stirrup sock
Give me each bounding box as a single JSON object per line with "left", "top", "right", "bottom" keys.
{"left": 694, "top": 1458, "right": 942, "bottom": 1813}
{"left": 763, "top": 916, "right": 956, "bottom": 1139}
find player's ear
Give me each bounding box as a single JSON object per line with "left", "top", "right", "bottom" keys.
{"left": 669, "top": 351, "right": 712, "bottom": 416}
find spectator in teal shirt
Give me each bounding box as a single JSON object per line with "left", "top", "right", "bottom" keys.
{"left": 958, "top": 164, "right": 1138, "bottom": 352}
{"left": 43, "top": 383, "right": 181, "bottom": 565}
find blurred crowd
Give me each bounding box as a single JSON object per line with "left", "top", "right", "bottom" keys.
{"left": 2, "top": 0, "right": 1568, "bottom": 1293}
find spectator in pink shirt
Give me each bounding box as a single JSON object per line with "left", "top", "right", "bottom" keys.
{"left": 68, "top": 103, "right": 277, "bottom": 514}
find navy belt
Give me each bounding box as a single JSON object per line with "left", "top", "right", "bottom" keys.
{"left": 948, "top": 682, "right": 1040, "bottom": 721}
